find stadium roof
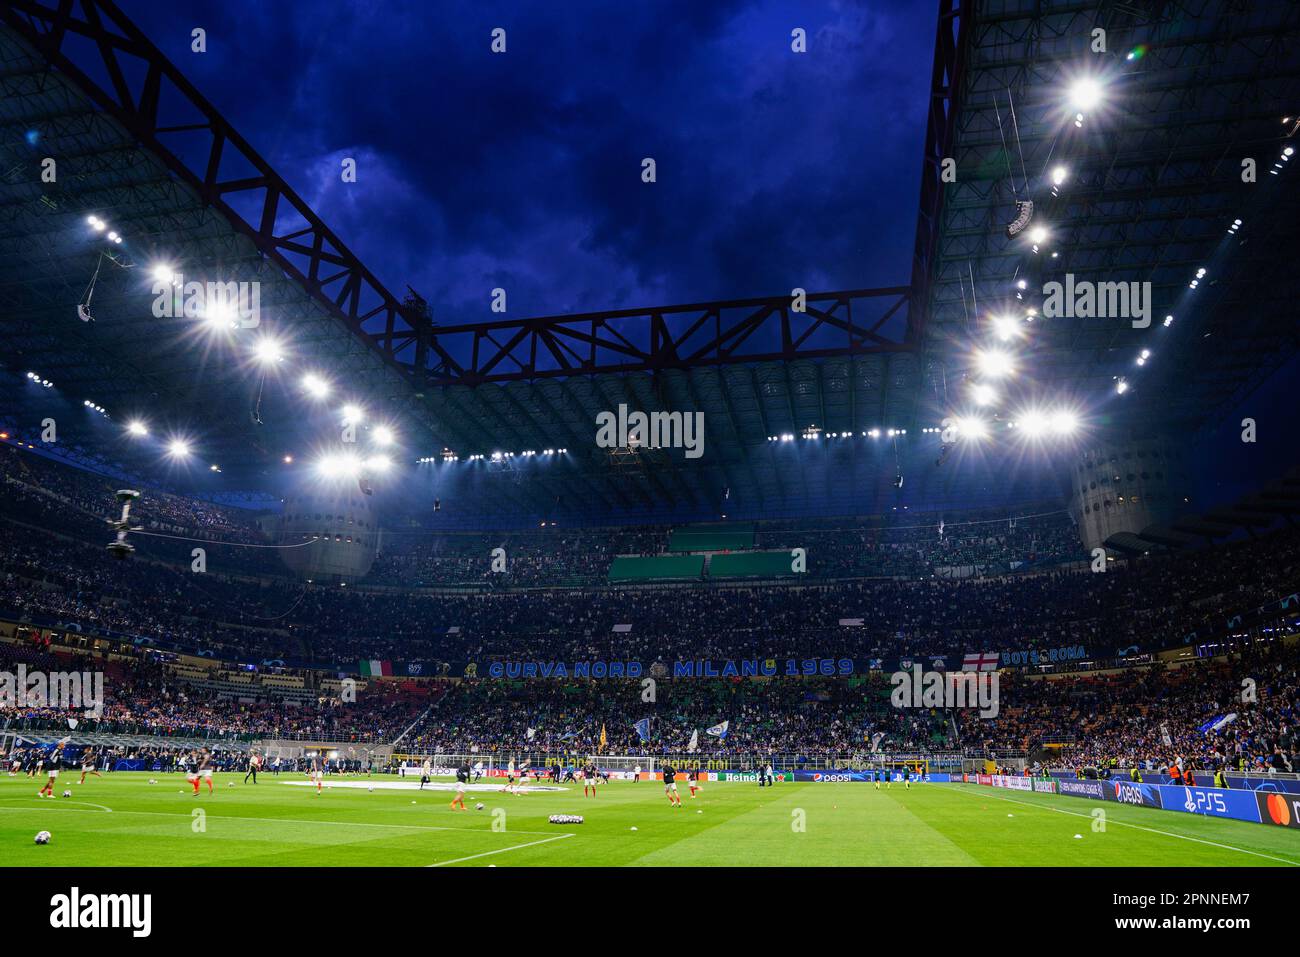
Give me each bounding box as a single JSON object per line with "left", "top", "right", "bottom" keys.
{"left": 924, "top": 0, "right": 1300, "bottom": 436}
{"left": 1, "top": 0, "right": 1297, "bottom": 524}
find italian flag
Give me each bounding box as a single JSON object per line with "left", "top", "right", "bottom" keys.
{"left": 359, "top": 660, "right": 392, "bottom": 677}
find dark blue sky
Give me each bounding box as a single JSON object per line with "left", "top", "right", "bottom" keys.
{"left": 121, "top": 0, "right": 937, "bottom": 321}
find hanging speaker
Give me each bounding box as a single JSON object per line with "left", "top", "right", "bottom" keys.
{"left": 1005, "top": 199, "right": 1034, "bottom": 238}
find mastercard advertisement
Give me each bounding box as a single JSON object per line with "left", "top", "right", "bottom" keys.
{"left": 1256, "top": 791, "right": 1300, "bottom": 829}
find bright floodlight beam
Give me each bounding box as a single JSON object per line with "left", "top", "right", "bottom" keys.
{"left": 341, "top": 404, "right": 364, "bottom": 426}
{"left": 203, "top": 301, "right": 236, "bottom": 330}
{"left": 126, "top": 420, "right": 148, "bottom": 437}
{"left": 166, "top": 439, "right": 190, "bottom": 458}
{"left": 970, "top": 383, "right": 996, "bottom": 406}
{"left": 372, "top": 425, "right": 395, "bottom": 446}
{"left": 991, "top": 315, "right": 1020, "bottom": 341}
{"left": 1050, "top": 411, "right": 1079, "bottom": 436}
{"left": 151, "top": 264, "right": 175, "bottom": 284}
{"left": 974, "top": 349, "right": 1015, "bottom": 379}
{"left": 366, "top": 454, "right": 392, "bottom": 473}
{"left": 252, "top": 338, "right": 284, "bottom": 365}
{"left": 955, "top": 416, "right": 988, "bottom": 440}
{"left": 302, "top": 374, "right": 330, "bottom": 399}
{"left": 1017, "top": 410, "right": 1049, "bottom": 438}
{"left": 1068, "top": 78, "right": 1103, "bottom": 112}
{"left": 318, "top": 452, "right": 362, "bottom": 479}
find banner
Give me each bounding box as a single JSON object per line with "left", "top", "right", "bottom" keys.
{"left": 1256, "top": 791, "right": 1300, "bottom": 829}
{"left": 1167, "top": 785, "right": 1262, "bottom": 823}
{"left": 1057, "top": 779, "right": 1107, "bottom": 800}
{"left": 790, "top": 770, "right": 949, "bottom": 783}
{"left": 714, "top": 770, "right": 791, "bottom": 783}
{"left": 1000, "top": 645, "right": 1088, "bottom": 668}
{"left": 1110, "top": 780, "right": 1165, "bottom": 808}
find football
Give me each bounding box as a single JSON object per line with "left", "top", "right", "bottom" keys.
{"left": 475, "top": 802, "right": 485, "bottom": 810}
{"left": 34, "top": 831, "right": 51, "bottom": 845}
{"left": 61, "top": 790, "right": 71, "bottom": 798}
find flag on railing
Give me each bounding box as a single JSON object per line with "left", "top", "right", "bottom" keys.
{"left": 1197, "top": 713, "right": 1238, "bottom": 734}
{"left": 687, "top": 729, "right": 699, "bottom": 752}
{"left": 359, "top": 660, "right": 392, "bottom": 676}
{"left": 633, "top": 717, "right": 651, "bottom": 742}
{"left": 961, "top": 651, "right": 999, "bottom": 672}
{"left": 706, "top": 720, "right": 729, "bottom": 740}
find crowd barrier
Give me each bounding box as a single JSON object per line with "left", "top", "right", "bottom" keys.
{"left": 1047, "top": 768, "right": 1300, "bottom": 794}
{"left": 968, "top": 773, "right": 1300, "bottom": 830}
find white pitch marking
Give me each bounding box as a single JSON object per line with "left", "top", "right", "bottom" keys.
{"left": 0, "top": 804, "right": 558, "bottom": 836}
{"left": 949, "top": 784, "right": 1300, "bottom": 866}
{"left": 279, "top": 779, "right": 568, "bottom": 794}
{"left": 0, "top": 798, "right": 112, "bottom": 813}
{"left": 426, "top": 833, "right": 575, "bottom": 867}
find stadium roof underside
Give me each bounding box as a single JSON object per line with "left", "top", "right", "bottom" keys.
{"left": 0, "top": 0, "right": 1296, "bottom": 524}
{"left": 925, "top": 0, "right": 1300, "bottom": 437}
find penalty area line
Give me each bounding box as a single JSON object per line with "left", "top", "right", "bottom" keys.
{"left": 426, "top": 833, "right": 576, "bottom": 867}
{"left": 949, "top": 784, "right": 1300, "bottom": 866}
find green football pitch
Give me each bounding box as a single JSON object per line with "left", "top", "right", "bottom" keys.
{"left": 2, "top": 773, "right": 1297, "bottom": 867}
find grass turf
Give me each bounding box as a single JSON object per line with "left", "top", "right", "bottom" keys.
{"left": 2, "top": 774, "right": 1298, "bottom": 867}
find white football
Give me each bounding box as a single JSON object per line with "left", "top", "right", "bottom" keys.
{"left": 34, "top": 831, "right": 51, "bottom": 845}
{"left": 62, "top": 790, "right": 71, "bottom": 798}
{"left": 367, "top": 785, "right": 374, "bottom": 792}
{"left": 475, "top": 802, "right": 485, "bottom": 810}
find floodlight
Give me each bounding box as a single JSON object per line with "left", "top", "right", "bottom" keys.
{"left": 1068, "top": 78, "right": 1103, "bottom": 112}
{"left": 302, "top": 374, "right": 330, "bottom": 399}
{"left": 973, "top": 349, "right": 1014, "bottom": 379}
{"left": 253, "top": 338, "right": 284, "bottom": 365}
